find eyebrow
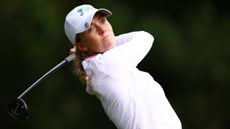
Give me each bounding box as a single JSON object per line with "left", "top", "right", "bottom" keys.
{"left": 91, "top": 15, "right": 104, "bottom": 25}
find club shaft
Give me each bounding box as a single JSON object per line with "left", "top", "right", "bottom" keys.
{"left": 17, "top": 54, "right": 76, "bottom": 99}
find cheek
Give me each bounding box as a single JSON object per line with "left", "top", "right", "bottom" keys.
{"left": 84, "top": 35, "right": 99, "bottom": 46}
{"left": 104, "top": 36, "right": 116, "bottom": 49}
{"left": 86, "top": 38, "right": 101, "bottom": 51}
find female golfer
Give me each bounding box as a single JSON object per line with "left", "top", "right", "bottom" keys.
{"left": 64, "top": 4, "right": 182, "bottom": 129}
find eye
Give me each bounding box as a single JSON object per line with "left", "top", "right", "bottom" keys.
{"left": 87, "top": 26, "right": 96, "bottom": 33}
{"left": 101, "top": 17, "right": 107, "bottom": 23}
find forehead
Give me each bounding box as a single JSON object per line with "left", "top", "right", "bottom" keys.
{"left": 90, "top": 14, "right": 105, "bottom": 25}
{"left": 94, "top": 12, "right": 107, "bottom": 19}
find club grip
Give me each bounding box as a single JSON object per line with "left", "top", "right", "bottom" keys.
{"left": 65, "top": 54, "right": 76, "bottom": 63}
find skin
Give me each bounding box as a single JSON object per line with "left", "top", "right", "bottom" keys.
{"left": 70, "top": 13, "right": 116, "bottom": 56}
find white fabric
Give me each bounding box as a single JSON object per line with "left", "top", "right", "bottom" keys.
{"left": 82, "top": 31, "right": 182, "bottom": 129}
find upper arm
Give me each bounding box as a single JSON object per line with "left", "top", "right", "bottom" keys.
{"left": 101, "top": 31, "right": 154, "bottom": 76}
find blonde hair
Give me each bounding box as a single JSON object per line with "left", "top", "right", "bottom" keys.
{"left": 73, "top": 34, "right": 89, "bottom": 85}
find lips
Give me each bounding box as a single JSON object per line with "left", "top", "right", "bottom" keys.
{"left": 103, "top": 34, "right": 110, "bottom": 40}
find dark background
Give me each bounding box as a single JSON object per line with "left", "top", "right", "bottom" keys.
{"left": 1, "top": 0, "right": 229, "bottom": 129}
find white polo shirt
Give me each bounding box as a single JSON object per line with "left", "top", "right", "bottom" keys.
{"left": 82, "top": 31, "right": 182, "bottom": 129}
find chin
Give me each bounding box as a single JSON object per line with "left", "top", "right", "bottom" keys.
{"left": 104, "top": 46, "right": 114, "bottom": 52}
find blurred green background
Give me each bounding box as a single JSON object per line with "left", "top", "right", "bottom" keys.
{"left": 1, "top": 0, "right": 229, "bottom": 129}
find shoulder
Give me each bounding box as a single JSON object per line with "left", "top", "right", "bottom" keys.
{"left": 82, "top": 54, "right": 103, "bottom": 70}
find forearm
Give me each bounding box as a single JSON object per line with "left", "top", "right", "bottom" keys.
{"left": 102, "top": 31, "right": 154, "bottom": 76}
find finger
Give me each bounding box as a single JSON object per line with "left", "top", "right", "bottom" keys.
{"left": 69, "top": 46, "right": 76, "bottom": 54}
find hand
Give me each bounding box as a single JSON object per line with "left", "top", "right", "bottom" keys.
{"left": 69, "top": 46, "right": 76, "bottom": 55}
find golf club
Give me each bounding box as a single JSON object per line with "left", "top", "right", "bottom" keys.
{"left": 8, "top": 54, "right": 76, "bottom": 120}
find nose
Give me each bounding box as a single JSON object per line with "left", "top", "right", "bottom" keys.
{"left": 97, "top": 24, "right": 106, "bottom": 35}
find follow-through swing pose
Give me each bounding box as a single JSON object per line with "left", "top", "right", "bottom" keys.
{"left": 64, "top": 4, "right": 182, "bottom": 129}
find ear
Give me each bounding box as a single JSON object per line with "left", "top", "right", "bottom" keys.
{"left": 76, "top": 43, "right": 88, "bottom": 52}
